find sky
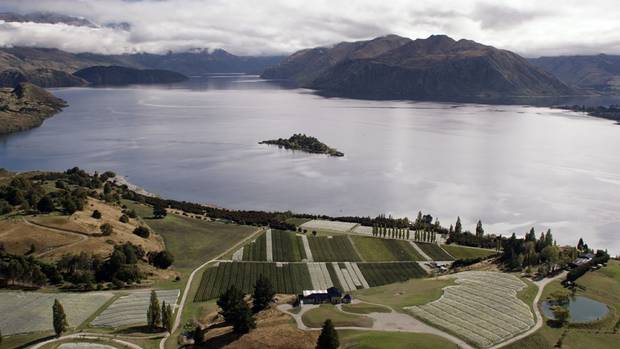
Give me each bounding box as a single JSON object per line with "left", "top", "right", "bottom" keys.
{"left": 0, "top": 0, "right": 619, "bottom": 57}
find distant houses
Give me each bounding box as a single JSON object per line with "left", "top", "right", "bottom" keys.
{"left": 300, "top": 287, "right": 350, "bottom": 305}
{"left": 570, "top": 253, "right": 595, "bottom": 268}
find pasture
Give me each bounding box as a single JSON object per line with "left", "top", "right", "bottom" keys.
{"left": 415, "top": 243, "right": 454, "bottom": 261}
{"left": 90, "top": 289, "right": 180, "bottom": 328}
{"left": 337, "top": 330, "right": 459, "bottom": 349}
{"left": 351, "top": 236, "right": 424, "bottom": 261}
{"left": 301, "top": 304, "right": 373, "bottom": 328}
{"left": 0, "top": 291, "right": 113, "bottom": 335}
{"left": 136, "top": 209, "right": 257, "bottom": 269}
{"left": 354, "top": 277, "right": 453, "bottom": 310}
{"left": 407, "top": 271, "right": 534, "bottom": 348}
{"left": 357, "top": 262, "right": 427, "bottom": 287}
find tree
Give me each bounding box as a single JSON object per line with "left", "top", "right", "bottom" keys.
{"left": 217, "top": 285, "right": 256, "bottom": 334}
{"left": 150, "top": 250, "right": 174, "bottom": 269}
{"left": 577, "top": 238, "right": 585, "bottom": 251}
{"left": 37, "top": 196, "right": 55, "bottom": 213}
{"left": 316, "top": 319, "right": 339, "bottom": 349}
{"left": 252, "top": 274, "right": 275, "bottom": 313}
{"left": 119, "top": 214, "right": 129, "bottom": 223}
{"left": 475, "top": 220, "right": 484, "bottom": 238}
{"left": 161, "top": 301, "right": 173, "bottom": 332}
{"left": 455, "top": 217, "right": 462, "bottom": 234}
{"left": 103, "top": 182, "right": 113, "bottom": 194}
{"left": 153, "top": 203, "right": 167, "bottom": 218}
{"left": 52, "top": 299, "right": 68, "bottom": 337}
{"left": 133, "top": 226, "right": 151, "bottom": 238}
{"left": 100, "top": 223, "right": 113, "bottom": 236}
{"left": 92, "top": 210, "right": 102, "bottom": 219}
{"left": 147, "top": 290, "right": 161, "bottom": 328}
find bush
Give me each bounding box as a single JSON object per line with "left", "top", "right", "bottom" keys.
{"left": 0, "top": 199, "right": 11, "bottom": 215}
{"left": 92, "top": 210, "right": 102, "bottom": 219}
{"left": 37, "top": 196, "right": 55, "bottom": 213}
{"left": 119, "top": 214, "right": 129, "bottom": 223}
{"left": 150, "top": 250, "right": 174, "bottom": 269}
{"left": 133, "top": 226, "right": 150, "bottom": 238}
{"left": 125, "top": 209, "right": 137, "bottom": 218}
{"left": 100, "top": 223, "right": 114, "bottom": 236}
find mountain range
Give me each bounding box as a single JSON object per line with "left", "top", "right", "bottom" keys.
{"left": 262, "top": 34, "right": 575, "bottom": 100}
{"left": 529, "top": 54, "right": 620, "bottom": 94}
{"left": 0, "top": 46, "right": 284, "bottom": 88}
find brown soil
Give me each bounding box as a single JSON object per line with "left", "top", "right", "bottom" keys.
{"left": 0, "top": 218, "right": 80, "bottom": 255}
{"left": 199, "top": 295, "right": 318, "bottom": 349}
{"left": 26, "top": 197, "right": 165, "bottom": 259}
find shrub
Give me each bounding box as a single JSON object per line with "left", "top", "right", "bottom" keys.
{"left": 92, "top": 210, "right": 102, "bottom": 219}
{"left": 37, "top": 196, "right": 55, "bottom": 213}
{"left": 100, "top": 223, "right": 114, "bottom": 236}
{"left": 150, "top": 250, "right": 174, "bottom": 269}
{"left": 133, "top": 226, "right": 151, "bottom": 238}
{"left": 119, "top": 214, "right": 129, "bottom": 223}
{"left": 125, "top": 209, "right": 137, "bottom": 218}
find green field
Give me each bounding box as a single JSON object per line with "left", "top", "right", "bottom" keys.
{"left": 272, "top": 230, "right": 307, "bottom": 261}
{"left": 352, "top": 236, "right": 424, "bottom": 261}
{"left": 354, "top": 277, "right": 453, "bottom": 310}
{"left": 301, "top": 305, "right": 373, "bottom": 328}
{"left": 341, "top": 302, "right": 391, "bottom": 314}
{"left": 242, "top": 232, "right": 267, "bottom": 261}
{"left": 193, "top": 262, "right": 313, "bottom": 301}
{"left": 307, "top": 235, "right": 361, "bottom": 261}
{"left": 505, "top": 260, "right": 620, "bottom": 349}
{"left": 338, "top": 330, "right": 459, "bottom": 349}
{"left": 416, "top": 243, "right": 454, "bottom": 261}
{"left": 440, "top": 244, "right": 497, "bottom": 259}
{"left": 357, "top": 262, "right": 427, "bottom": 287}
{"left": 124, "top": 200, "right": 257, "bottom": 269}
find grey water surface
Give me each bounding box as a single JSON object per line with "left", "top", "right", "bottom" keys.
{"left": 1, "top": 76, "right": 619, "bottom": 253}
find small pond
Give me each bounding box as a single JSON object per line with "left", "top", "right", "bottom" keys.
{"left": 542, "top": 296, "right": 609, "bottom": 323}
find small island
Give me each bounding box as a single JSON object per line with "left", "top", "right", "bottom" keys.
{"left": 259, "top": 133, "right": 344, "bottom": 157}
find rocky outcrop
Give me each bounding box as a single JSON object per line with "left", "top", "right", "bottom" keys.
{"left": 263, "top": 34, "right": 575, "bottom": 101}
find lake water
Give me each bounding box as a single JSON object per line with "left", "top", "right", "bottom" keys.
{"left": 1, "top": 75, "right": 620, "bottom": 253}
{"left": 542, "top": 296, "right": 609, "bottom": 323}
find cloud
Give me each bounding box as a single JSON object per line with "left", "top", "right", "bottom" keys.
{"left": 0, "top": 0, "right": 618, "bottom": 57}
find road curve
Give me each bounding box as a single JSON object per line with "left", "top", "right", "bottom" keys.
{"left": 22, "top": 218, "right": 89, "bottom": 257}
{"left": 158, "top": 227, "right": 265, "bottom": 349}
{"left": 29, "top": 333, "right": 143, "bottom": 349}
{"left": 490, "top": 271, "right": 567, "bottom": 349}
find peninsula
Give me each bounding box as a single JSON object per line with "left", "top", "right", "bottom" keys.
{"left": 0, "top": 82, "right": 66, "bottom": 134}
{"left": 259, "top": 133, "right": 344, "bottom": 157}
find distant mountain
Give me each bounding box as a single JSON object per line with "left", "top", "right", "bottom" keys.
{"left": 0, "top": 11, "right": 96, "bottom": 27}
{"left": 0, "top": 46, "right": 284, "bottom": 87}
{"left": 263, "top": 34, "right": 574, "bottom": 100}
{"left": 74, "top": 66, "right": 188, "bottom": 86}
{"left": 529, "top": 54, "right": 620, "bottom": 94}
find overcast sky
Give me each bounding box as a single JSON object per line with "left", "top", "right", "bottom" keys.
{"left": 0, "top": 0, "right": 618, "bottom": 57}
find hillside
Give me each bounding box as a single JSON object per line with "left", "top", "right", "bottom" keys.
{"left": 529, "top": 54, "right": 620, "bottom": 93}
{"left": 0, "top": 82, "right": 66, "bottom": 134}
{"left": 262, "top": 34, "right": 575, "bottom": 101}
{"left": 74, "top": 65, "right": 188, "bottom": 85}
{"left": 0, "top": 46, "right": 284, "bottom": 87}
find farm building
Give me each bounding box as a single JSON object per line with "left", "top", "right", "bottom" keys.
{"left": 301, "top": 287, "right": 344, "bottom": 305}
{"left": 570, "top": 253, "right": 595, "bottom": 268}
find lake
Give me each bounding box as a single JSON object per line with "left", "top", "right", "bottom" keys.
{"left": 542, "top": 296, "right": 609, "bottom": 323}
{"left": 1, "top": 75, "right": 620, "bottom": 253}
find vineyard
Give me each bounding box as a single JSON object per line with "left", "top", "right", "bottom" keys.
{"left": 307, "top": 235, "right": 361, "bottom": 261}
{"left": 407, "top": 271, "right": 534, "bottom": 348}
{"left": 194, "top": 262, "right": 313, "bottom": 301}
{"left": 415, "top": 242, "right": 454, "bottom": 261}
{"left": 357, "top": 262, "right": 427, "bottom": 287}
{"left": 91, "top": 290, "right": 180, "bottom": 328}
{"left": 242, "top": 233, "right": 267, "bottom": 261}
{"left": 271, "top": 230, "right": 307, "bottom": 261}
{"left": 351, "top": 236, "right": 425, "bottom": 261}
